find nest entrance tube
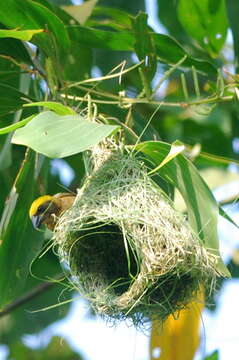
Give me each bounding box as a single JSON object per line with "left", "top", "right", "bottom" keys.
{"left": 54, "top": 147, "right": 218, "bottom": 326}
{"left": 70, "top": 222, "right": 138, "bottom": 298}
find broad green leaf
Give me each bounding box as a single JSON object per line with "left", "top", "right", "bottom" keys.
{"left": 0, "top": 115, "right": 35, "bottom": 135}
{"left": 0, "top": 0, "right": 70, "bottom": 51}
{"left": 152, "top": 33, "right": 217, "bottom": 75}
{"left": 12, "top": 111, "right": 120, "bottom": 158}
{"left": 91, "top": 6, "right": 132, "bottom": 29}
{"left": 177, "top": 0, "right": 228, "bottom": 57}
{"left": 95, "top": 0, "right": 145, "bottom": 15}
{"left": 23, "top": 102, "right": 76, "bottom": 115}
{"left": 157, "top": 0, "right": 189, "bottom": 44}
{"left": 135, "top": 141, "right": 230, "bottom": 277}
{"left": 67, "top": 26, "right": 216, "bottom": 75}
{"left": 62, "top": 42, "right": 92, "bottom": 82}
{"left": 0, "top": 83, "right": 33, "bottom": 117}
{"left": 0, "top": 150, "right": 44, "bottom": 308}
{"left": 0, "top": 38, "right": 32, "bottom": 64}
{"left": 0, "top": 29, "right": 43, "bottom": 41}
{"left": 62, "top": 0, "right": 98, "bottom": 25}
{"left": 67, "top": 25, "right": 134, "bottom": 51}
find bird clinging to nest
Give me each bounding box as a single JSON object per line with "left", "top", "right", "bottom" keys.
{"left": 29, "top": 192, "right": 75, "bottom": 231}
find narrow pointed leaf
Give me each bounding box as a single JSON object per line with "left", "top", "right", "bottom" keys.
{"left": 0, "top": 29, "right": 43, "bottom": 41}
{"left": 148, "top": 141, "right": 185, "bottom": 174}
{"left": 0, "top": 115, "right": 35, "bottom": 135}
{"left": 0, "top": 150, "right": 44, "bottom": 308}
{"left": 23, "top": 102, "right": 76, "bottom": 115}
{"left": 136, "top": 141, "right": 230, "bottom": 277}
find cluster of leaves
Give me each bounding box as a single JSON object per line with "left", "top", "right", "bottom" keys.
{"left": 0, "top": 0, "right": 239, "bottom": 358}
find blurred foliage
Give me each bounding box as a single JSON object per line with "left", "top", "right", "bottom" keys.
{"left": 7, "top": 336, "right": 83, "bottom": 360}
{"left": 0, "top": 0, "right": 238, "bottom": 359}
{"left": 204, "top": 350, "right": 219, "bottom": 360}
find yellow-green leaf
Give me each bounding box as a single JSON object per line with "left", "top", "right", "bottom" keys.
{"left": 0, "top": 115, "right": 35, "bottom": 135}
{"left": 23, "top": 102, "right": 76, "bottom": 115}
{"left": 148, "top": 141, "right": 185, "bottom": 175}
{"left": 0, "top": 28, "right": 43, "bottom": 41}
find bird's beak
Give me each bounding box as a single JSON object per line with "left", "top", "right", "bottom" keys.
{"left": 31, "top": 215, "right": 43, "bottom": 229}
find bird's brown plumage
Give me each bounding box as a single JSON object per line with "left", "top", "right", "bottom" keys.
{"left": 29, "top": 193, "right": 76, "bottom": 231}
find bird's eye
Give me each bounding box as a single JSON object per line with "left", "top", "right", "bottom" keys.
{"left": 38, "top": 204, "right": 48, "bottom": 213}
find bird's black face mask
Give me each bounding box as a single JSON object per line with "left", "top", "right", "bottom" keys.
{"left": 30, "top": 201, "right": 55, "bottom": 229}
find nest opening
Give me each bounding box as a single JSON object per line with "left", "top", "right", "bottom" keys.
{"left": 69, "top": 222, "right": 138, "bottom": 297}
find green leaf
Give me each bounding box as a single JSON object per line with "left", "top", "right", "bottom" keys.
{"left": 0, "top": 150, "right": 44, "bottom": 308}
{"left": 0, "top": 38, "right": 32, "bottom": 64}
{"left": 0, "top": 0, "right": 70, "bottom": 51}
{"left": 204, "top": 350, "right": 219, "bottom": 360}
{"left": 135, "top": 141, "right": 230, "bottom": 277}
{"left": 157, "top": 0, "right": 190, "bottom": 44}
{"left": 195, "top": 150, "right": 239, "bottom": 167}
{"left": 226, "top": 0, "right": 239, "bottom": 71}
{"left": 131, "top": 12, "right": 152, "bottom": 60}
{"left": 23, "top": 102, "right": 76, "bottom": 115}
{"left": 177, "top": 0, "right": 228, "bottom": 57}
{"left": 91, "top": 6, "right": 132, "bottom": 29}
{"left": 131, "top": 12, "right": 157, "bottom": 91}
{"left": 0, "top": 83, "right": 33, "bottom": 117}
{"left": 152, "top": 33, "right": 217, "bottom": 75}
{"left": 67, "top": 25, "right": 134, "bottom": 51}
{"left": 6, "top": 337, "right": 83, "bottom": 360}
{"left": 0, "top": 251, "right": 72, "bottom": 343}
{"left": 0, "top": 28, "right": 44, "bottom": 41}
{"left": 148, "top": 141, "right": 185, "bottom": 174}
{"left": 67, "top": 26, "right": 216, "bottom": 75}
{"left": 219, "top": 206, "right": 239, "bottom": 230}
{"left": 0, "top": 115, "right": 35, "bottom": 135}
{"left": 12, "top": 111, "right": 120, "bottom": 158}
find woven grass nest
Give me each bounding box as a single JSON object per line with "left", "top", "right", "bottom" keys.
{"left": 54, "top": 142, "right": 218, "bottom": 325}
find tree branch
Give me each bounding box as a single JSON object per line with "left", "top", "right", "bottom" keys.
{"left": 0, "top": 274, "right": 64, "bottom": 318}
{"left": 61, "top": 93, "right": 234, "bottom": 108}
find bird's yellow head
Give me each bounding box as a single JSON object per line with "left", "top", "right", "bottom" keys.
{"left": 29, "top": 195, "right": 57, "bottom": 230}
{"left": 29, "top": 193, "right": 76, "bottom": 231}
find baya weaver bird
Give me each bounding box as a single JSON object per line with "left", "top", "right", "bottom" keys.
{"left": 29, "top": 193, "right": 76, "bottom": 231}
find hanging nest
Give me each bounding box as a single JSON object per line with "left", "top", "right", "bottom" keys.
{"left": 53, "top": 141, "right": 218, "bottom": 326}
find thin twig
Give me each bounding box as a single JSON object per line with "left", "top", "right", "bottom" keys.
{"left": 60, "top": 93, "right": 234, "bottom": 108}
{"left": 0, "top": 273, "right": 65, "bottom": 318}
{"left": 63, "top": 60, "right": 144, "bottom": 89}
